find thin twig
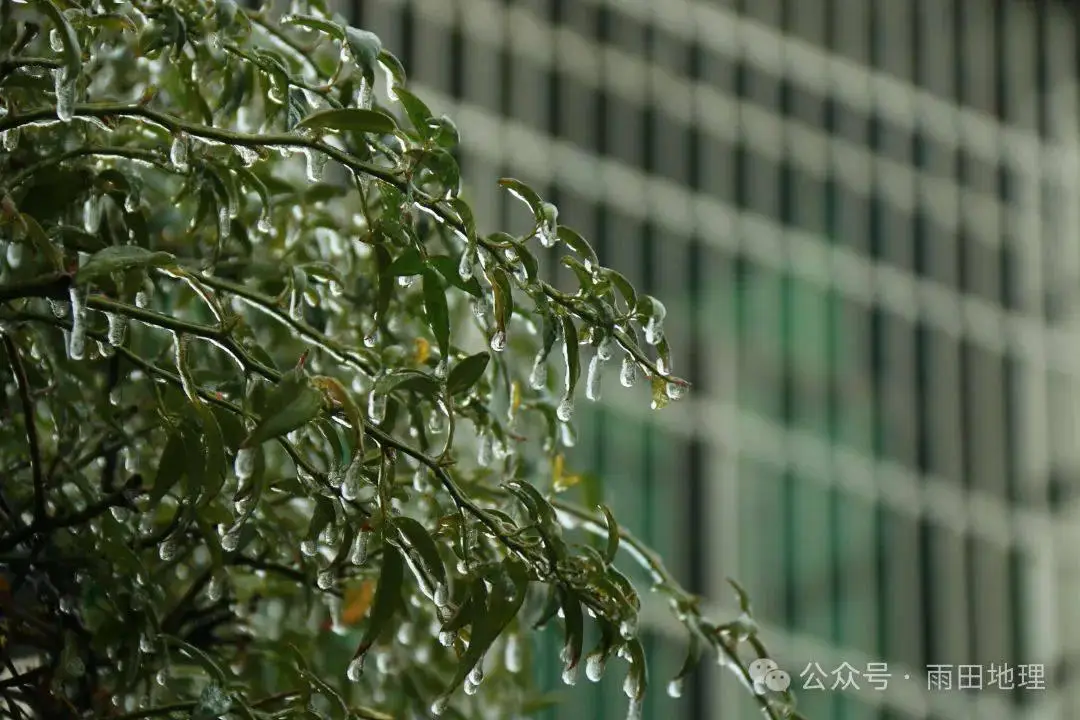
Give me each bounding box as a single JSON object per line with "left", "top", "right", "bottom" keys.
{"left": 2, "top": 334, "right": 46, "bottom": 527}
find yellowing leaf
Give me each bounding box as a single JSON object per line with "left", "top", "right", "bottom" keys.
{"left": 342, "top": 580, "right": 376, "bottom": 626}
{"left": 414, "top": 337, "right": 430, "bottom": 365}
{"left": 552, "top": 453, "right": 581, "bottom": 493}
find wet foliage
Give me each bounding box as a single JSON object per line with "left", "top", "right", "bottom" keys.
{"left": 0, "top": 1, "right": 801, "bottom": 718}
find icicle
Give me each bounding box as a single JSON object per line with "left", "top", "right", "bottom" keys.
{"left": 585, "top": 355, "right": 602, "bottom": 401}
{"left": 433, "top": 583, "right": 449, "bottom": 608}
{"left": 300, "top": 539, "right": 318, "bottom": 557}
{"left": 666, "top": 381, "right": 687, "bottom": 400}
{"left": 585, "top": 652, "right": 605, "bottom": 682}
{"left": 169, "top": 134, "right": 189, "bottom": 171}
{"left": 356, "top": 75, "right": 373, "bottom": 110}
{"left": 367, "top": 391, "right": 386, "bottom": 422}
{"left": 529, "top": 352, "right": 547, "bottom": 390}
{"left": 221, "top": 529, "right": 241, "bottom": 552}
{"left": 504, "top": 634, "right": 524, "bottom": 673}
{"left": 48, "top": 297, "right": 67, "bottom": 318}
{"left": 205, "top": 574, "right": 225, "bottom": 601}
{"left": 158, "top": 538, "right": 178, "bottom": 561}
{"left": 217, "top": 206, "right": 230, "bottom": 239}
{"left": 457, "top": 250, "right": 474, "bottom": 282}
{"left": 346, "top": 656, "right": 365, "bottom": 682}
{"left": 50, "top": 28, "right": 63, "bottom": 51}
{"left": 619, "top": 355, "right": 637, "bottom": 388}
{"left": 67, "top": 286, "right": 87, "bottom": 360}
{"left": 556, "top": 396, "right": 574, "bottom": 423}
{"left": 626, "top": 697, "right": 643, "bottom": 720}
{"left": 477, "top": 431, "right": 493, "bottom": 465}
{"left": 316, "top": 568, "right": 334, "bottom": 590}
{"left": 234, "top": 145, "right": 259, "bottom": 166}
{"left": 644, "top": 316, "right": 663, "bottom": 345}
{"left": 234, "top": 448, "right": 254, "bottom": 480}
{"left": 350, "top": 531, "right": 369, "bottom": 566}
{"left": 430, "top": 695, "right": 449, "bottom": 716}
{"left": 53, "top": 66, "right": 74, "bottom": 123}
{"left": 667, "top": 678, "right": 684, "bottom": 698}
{"left": 303, "top": 148, "right": 327, "bottom": 183}
{"left": 490, "top": 329, "right": 507, "bottom": 352}
{"left": 256, "top": 211, "right": 273, "bottom": 234}
{"left": 340, "top": 455, "right": 364, "bottom": 501}
{"left": 538, "top": 202, "right": 559, "bottom": 248}
{"left": 106, "top": 312, "right": 127, "bottom": 347}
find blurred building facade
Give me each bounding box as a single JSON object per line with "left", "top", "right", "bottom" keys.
{"left": 338, "top": 1, "right": 1080, "bottom": 718}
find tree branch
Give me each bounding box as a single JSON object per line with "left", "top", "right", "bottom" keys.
{"left": 2, "top": 334, "right": 46, "bottom": 527}
{"left": 0, "top": 272, "right": 72, "bottom": 305}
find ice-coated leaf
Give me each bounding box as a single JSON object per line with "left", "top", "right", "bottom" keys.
{"left": 376, "top": 369, "right": 441, "bottom": 398}
{"left": 445, "top": 560, "right": 529, "bottom": 694}
{"left": 559, "top": 588, "right": 584, "bottom": 670}
{"left": 446, "top": 352, "right": 490, "bottom": 396}
{"left": 76, "top": 246, "right": 175, "bottom": 285}
{"left": 394, "top": 516, "right": 447, "bottom": 588}
{"left": 193, "top": 403, "right": 227, "bottom": 506}
{"left": 561, "top": 315, "right": 580, "bottom": 395}
{"left": 599, "top": 503, "right": 620, "bottom": 565}
{"left": 148, "top": 429, "right": 187, "bottom": 504}
{"left": 345, "top": 27, "right": 382, "bottom": 77}
{"left": 37, "top": 0, "right": 81, "bottom": 75}
{"left": 394, "top": 87, "right": 434, "bottom": 137}
{"left": 557, "top": 226, "right": 598, "bottom": 270}
{"left": 243, "top": 374, "right": 324, "bottom": 447}
{"left": 282, "top": 13, "right": 344, "bottom": 39}
{"left": 388, "top": 247, "right": 425, "bottom": 276}
{"left": 490, "top": 267, "right": 514, "bottom": 333}
{"left": 294, "top": 108, "right": 397, "bottom": 135}
{"left": 422, "top": 269, "right": 450, "bottom": 358}
{"left": 497, "top": 177, "right": 544, "bottom": 221}
{"left": 354, "top": 543, "right": 404, "bottom": 658}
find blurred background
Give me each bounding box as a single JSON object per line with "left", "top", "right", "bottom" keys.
{"left": 331, "top": 0, "right": 1080, "bottom": 718}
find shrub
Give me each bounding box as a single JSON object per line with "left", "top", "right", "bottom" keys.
{"left": 0, "top": 1, "right": 800, "bottom": 718}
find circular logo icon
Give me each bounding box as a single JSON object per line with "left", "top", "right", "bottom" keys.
{"left": 765, "top": 669, "right": 792, "bottom": 692}
{"left": 748, "top": 658, "right": 778, "bottom": 684}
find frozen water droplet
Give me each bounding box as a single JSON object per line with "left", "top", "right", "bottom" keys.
{"left": 109, "top": 506, "right": 129, "bottom": 522}
{"left": 367, "top": 392, "right": 386, "bottom": 422}
{"left": 356, "top": 75, "right": 373, "bottom": 110}
{"left": 433, "top": 583, "right": 449, "bottom": 608}
{"left": 139, "top": 635, "right": 155, "bottom": 653}
{"left": 562, "top": 665, "right": 578, "bottom": 686}
{"left": 109, "top": 387, "right": 122, "bottom": 407}
{"left": 626, "top": 696, "right": 643, "bottom": 720}
{"left": 586, "top": 652, "right": 605, "bottom": 682}
{"left": 430, "top": 695, "right": 449, "bottom": 716}
{"left": 135, "top": 290, "right": 149, "bottom": 308}
{"left": 665, "top": 381, "right": 687, "bottom": 400}
{"left": 619, "top": 356, "right": 637, "bottom": 388}
{"left": 644, "top": 317, "right": 663, "bottom": 346}
{"left": 463, "top": 678, "right": 478, "bottom": 696}
{"left": 155, "top": 669, "right": 167, "bottom": 686}
{"left": 346, "top": 655, "right": 365, "bottom": 682}
{"left": 597, "top": 335, "right": 615, "bottom": 361}
{"left": 235, "top": 145, "right": 259, "bottom": 167}
{"left": 340, "top": 457, "right": 364, "bottom": 501}
{"left": 556, "top": 396, "right": 574, "bottom": 423}
{"left": 158, "top": 539, "right": 178, "bottom": 561}
{"left": 316, "top": 568, "right": 335, "bottom": 590}
{"left": 363, "top": 330, "right": 379, "bottom": 348}
{"left": 490, "top": 329, "right": 507, "bottom": 352}
{"left": 106, "top": 312, "right": 127, "bottom": 347}
{"left": 529, "top": 353, "right": 547, "bottom": 390}
{"left": 537, "top": 203, "right": 559, "bottom": 248}
{"left": 53, "top": 67, "right": 74, "bottom": 122}
{"left": 468, "top": 666, "right": 483, "bottom": 686}
{"left": 66, "top": 656, "right": 85, "bottom": 676}
{"left": 619, "top": 617, "right": 638, "bottom": 640}
{"left": 438, "top": 630, "right": 455, "bottom": 648}
{"left": 504, "top": 634, "right": 524, "bottom": 673}
{"left": 221, "top": 529, "right": 241, "bottom": 552}
{"left": 623, "top": 670, "right": 639, "bottom": 699}
{"left": 196, "top": 683, "right": 231, "bottom": 716}
{"left": 256, "top": 211, "right": 272, "bottom": 234}
{"left": 218, "top": 206, "right": 231, "bottom": 239}
{"left": 234, "top": 448, "right": 254, "bottom": 480}
{"left": 48, "top": 297, "right": 68, "bottom": 318}
{"left": 667, "top": 677, "right": 684, "bottom": 698}
{"left": 169, "top": 135, "right": 189, "bottom": 172}
{"left": 300, "top": 538, "right": 317, "bottom": 557}
{"left": 585, "top": 355, "right": 602, "bottom": 401}
{"left": 458, "top": 250, "right": 473, "bottom": 282}
{"left": 350, "top": 532, "right": 369, "bottom": 566}
{"left": 434, "top": 357, "right": 449, "bottom": 379}
{"left": 205, "top": 575, "right": 225, "bottom": 601}
{"left": 303, "top": 148, "right": 327, "bottom": 183}
{"left": 397, "top": 621, "right": 414, "bottom": 645}
{"left": 427, "top": 408, "right": 445, "bottom": 434}
{"left": 5, "top": 241, "right": 23, "bottom": 268}
{"left": 50, "top": 28, "right": 64, "bottom": 51}
{"left": 477, "top": 431, "right": 493, "bottom": 465}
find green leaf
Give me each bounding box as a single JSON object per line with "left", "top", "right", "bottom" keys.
{"left": 502, "top": 480, "right": 556, "bottom": 527}
{"left": 599, "top": 504, "right": 619, "bottom": 565}
{"left": 394, "top": 516, "right": 447, "bottom": 588}
{"left": 75, "top": 246, "right": 174, "bottom": 285}
{"left": 446, "top": 560, "right": 529, "bottom": 694}
{"left": 345, "top": 27, "right": 382, "bottom": 77}
{"left": 354, "top": 543, "right": 404, "bottom": 658}
{"left": 446, "top": 352, "right": 490, "bottom": 396}
{"left": 556, "top": 226, "right": 598, "bottom": 270}
{"left": 243, "top": 375, "right": 324, "bottom": 447}
{"left": 497, "top": 178, "right": 544, "bottom": 221}
{"left": 387, "top": 247, "right": 424, "bottom": 276}
{"left": 393, "top": 87, "right": 434, "bottom": 137}
{"left": 376, "top": 369, "right": 441, "bottom": 398}
{"left": 36, "top": 0, "right": 81, "bottom": 75}
{"left": 294, "top": 108, "right": 397, "bottom": 135}
{"left": 490, "top": 267, "right": 513, "bottom": 333}
{"left": 378, "top": 49, "right": 407, "bottom": 92}
{"left": 624, "top": 637, "right": 648, "bottom": 701}
{"left": 282, "top": 13, "right": 344, "bottom": 40}
{"left": 193, "top": 404, "right": 227, "bottom": 506}
{"left": 429, "top": 255, "right": 482, "bottom": 297}
{"left": 441, "top": 578, "right": 483, "bottom": 634}
{"left": 560, "top": 316, "right": 580, "bottom": 395}
{"left": 671, "top": 626, "right": 706, "bottom": 690}
{"left": 148, "top": 430, "right": 187, "bottom": 504}
{"left": 307, "top": 496, "right": 336, "bottom": 546}
{"left": 166, "top": 636, "right": 230, "bottom": 686}
{"left": 560, "top": 255, "right": 595, "bottom": 291}
{"left": 558, "top": 588, "right": 584, "bottom": 670}
{"left": 422, "top": 269, "right": 450, "bottom": 358}
{"left": 605, "top": 269, "right": 637, "bottom": 313}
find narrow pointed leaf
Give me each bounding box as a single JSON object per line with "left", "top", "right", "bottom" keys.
{"left": 422, "top": 269, "right": 450, "bottom": 357}
{"left": 497, "top": 178, "right": 544, "bottom": 221}
{"left": 561, "top": 315, "right": 580, "bottom": 395}
{"left": 294, "top": 108, "right": 397, "bottom": 135}
{"left": 559, "top": 588, "right": 584, "bottom": 670}
{"left": 599, "top": 504, "right": 619, "bottom": 565}
{"left": 354, "top": 543, "right": 404, "bottom": 657}
{"left": 490, "top": 267, "right": 513, "bottom": 332}
{"left": 76, "top": 246, "right": 175, "bottom": 285}
{"left": 394, "top": 516, "right": 447, "bottom": 587}
{"left": 557, "top": 226, "right": 598, "bottom": 269}
{"left": 243, "top": 377, "right": 323, "bottom": 447}
{"left": 446, "top": 352, "right": 490, "bottom": 396}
